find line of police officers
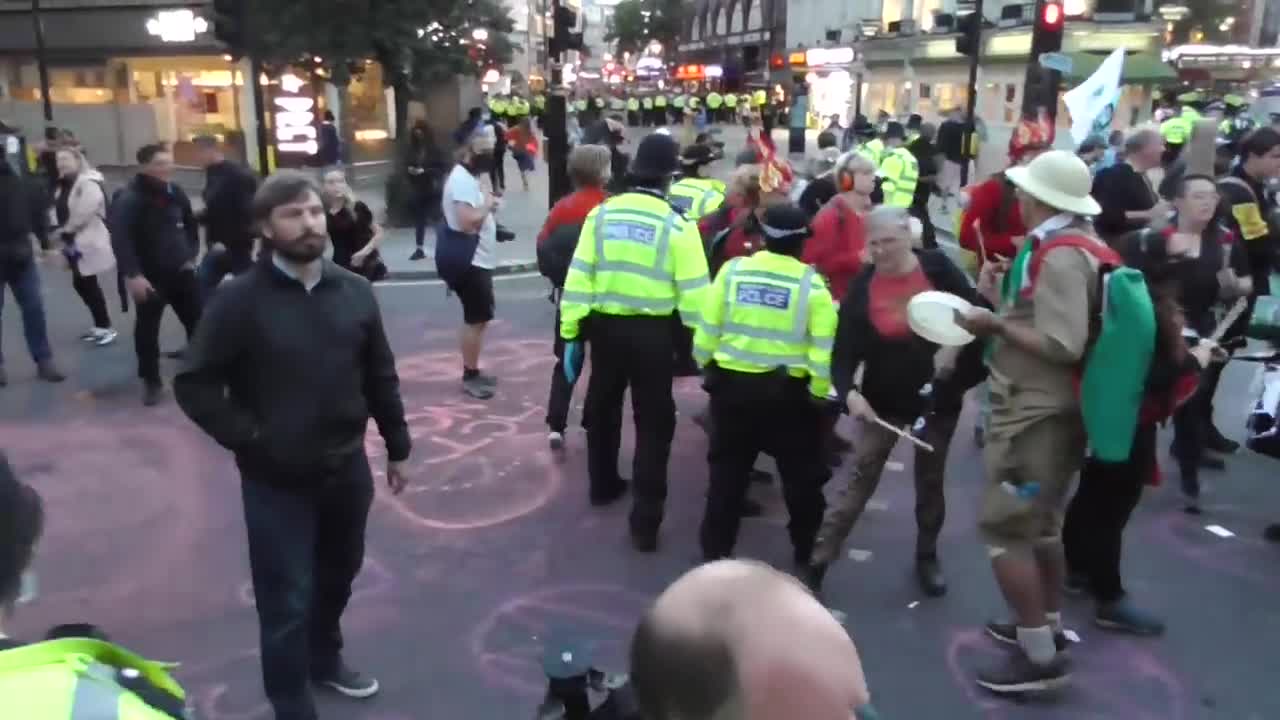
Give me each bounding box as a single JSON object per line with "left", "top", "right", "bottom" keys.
{"left": 487, "top": 89, "right": 774, "bottom": 129}
{"left": 558, "top": 131, "right": 838, "bottom": 561}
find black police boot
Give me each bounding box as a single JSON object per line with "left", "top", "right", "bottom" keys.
{"left": 916, "top": 555, "right": 948, "bottom": 597}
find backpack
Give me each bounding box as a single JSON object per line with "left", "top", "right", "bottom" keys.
{"left": 538, "top": 222, "right": 582, "bottom": 288}
{"left": 1027, "top": 236, "right": 1157, "bottom": 462}
{"left": 0, "top": 636, "right": 188, "bottom": 719}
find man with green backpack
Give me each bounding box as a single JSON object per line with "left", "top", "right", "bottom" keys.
{"left": 0, "top": 453, "right": 191, "bottom": 719}
{"left": 956, "top": 150, "right": 1157, "bottom": 696}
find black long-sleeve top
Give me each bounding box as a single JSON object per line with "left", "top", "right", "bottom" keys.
{"left": 110, "top": 174, "right": 199, "bottom": 278}
{"left": 174, "top": 260, "right": 410, "bottom": 484}
{"left": 1091, "top": 162, "right": 1158, "bottom": 238}
{"left": 832, "top": 249, "right": 989, "bottom": 422}
{"left": 201, "top": 160, "right": 258, "bottom": 258}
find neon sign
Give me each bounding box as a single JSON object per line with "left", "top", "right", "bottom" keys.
{"left": 273, "top": 73, "right": 318, "bottom": 155}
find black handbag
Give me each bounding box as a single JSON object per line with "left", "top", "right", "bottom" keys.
{"left": 433, "top": 223, "right": 479, "bottom": 283}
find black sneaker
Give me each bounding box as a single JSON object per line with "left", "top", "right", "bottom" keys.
{"left": 975, "top": 651, "right": 1071, "bottom": 694}
{"left": 1265, "top": 523, "right": 1280, "bottom": 543}
{"left": 314, "top": 660, "right": 380, "bottom": 698}
{"left": 915, "top": 555, "right": 947, "bottom": 598}
{"left": 462, "top": 375, "right": 495, "bottom": 399}
{"left": 1205, "top": 425, "right": 1240, "bottom": 454}
{"left": 984, "top": 621, "right": 1071, "bottom": 653}
{"left": 143, "top": 382, "right": 164, "bottom": 407}
{"left": 590, "top": 479, "right": 628, "bottom": 507}
{"left": 409, "top": 247, "right": 426, "bottom": 261}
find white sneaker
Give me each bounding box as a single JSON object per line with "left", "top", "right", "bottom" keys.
{"left": 93, "top": 329, "right": 118, "bottom": 346}
{"left": 548, "top": 431, "right": 564, "bottom": 450}
{"left": 79, "top": 328, "right": 100, "bottom": 342}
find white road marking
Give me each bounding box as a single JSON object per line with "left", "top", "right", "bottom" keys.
{"left": 1205, "top": 524, "right": 1236, "bottom": 538}
{"left": 847, "top": 549, "right": 873, "bottom": 562}
{"left": 886, "top": 461, "right": 905, "bottom": 472}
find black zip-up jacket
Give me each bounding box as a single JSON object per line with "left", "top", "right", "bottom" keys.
{"left": 201, "top": 160, "right": 258, "bottom": 257}
{"left": 833, "top": 249, "right": 989, "bottom": 422}
{"left": 173, "top": 260, "right": 411, "bottom": 483}
{"left": 0, "top": 162, "right": 48, "bottom": 266}
{"left": 110, "top": 174, "right": 199, "bottom": 278}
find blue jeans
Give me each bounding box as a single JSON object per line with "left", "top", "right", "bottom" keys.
{"left": 0, "top": 260, "right": 53, "bottom": 367}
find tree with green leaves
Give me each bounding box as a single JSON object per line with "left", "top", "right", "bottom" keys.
{"left": 604, "top": 0, "right": 687, "bottom": 57}
{"left": 231, "top": 0, "right": 514, "bottom": 220}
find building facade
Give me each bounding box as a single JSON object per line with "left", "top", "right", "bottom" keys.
{"left": 0, "top": 0, "right": 405, "bottom": 168}
{"left": 677, "top": 0, "right": 787, "bottom": 90}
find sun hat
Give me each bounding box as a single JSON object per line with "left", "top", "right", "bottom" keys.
{"left": 1004, "top": 149, "right": 1102, "bottom": 216}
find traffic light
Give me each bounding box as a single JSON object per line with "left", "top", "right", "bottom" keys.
{"left": 1030, "top": 0, "right": 1065, "bottom": 56}
{"left": 955, "top": 11, "right": 981, "bottom": 57}
{"left": 550, "top": 4, "right": 584, "bottom": 58}
{"left": 212, "top": 0, "right": 245, "bottom": 56}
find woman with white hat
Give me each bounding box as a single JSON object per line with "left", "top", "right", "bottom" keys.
{"left": 955, "top": 149, "right": 1105, "bottom": 694}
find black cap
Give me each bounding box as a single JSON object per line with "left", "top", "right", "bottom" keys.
{"left": 854, "top": 116, "right": 877, "bottom": 138}
{"left": 630, "top": 133, "right": 681, "bottom": 178}
{"left": 681, "top": 143, "right": 716, "bottom": 167}
{"left": 884, "top": 121, "right": 906, "bottom": 139}
{"left": 759, "top": 205, "right": 811, "bottom": 249}
{"left": 907, "top": 114, "right": 923, "bottom": 129}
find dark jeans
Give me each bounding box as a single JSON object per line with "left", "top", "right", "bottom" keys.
{"left": 701, "top": 371, "right": 827, "bottom": 562}
{"left": 1172, "top": 373, "right": 1214, "bottom": 499}
{"left": 71, "top": 267, "right": 111, "bottom": 329}
{"left": 241, "top": 451, "right": 375, "bottom": 720}
{"left": 489, "top": 152, "right": 507, "bottom": 192}
{"left": 412, "top": 189, "right": 440, "bottom": 248}
{"left": 0, "top": 259, "right": 53, "bottom": 367}
{"left": 196, "top": 247, "right": 254, "bottom": 303}
{"left": 546, "top": 303, "right": 580, "bottom": 433}
{"left": 135, "top": 269, "right": 202, "bottom": 384}
{"left": 583, "top": 313, "right": 677, "bottom": 534}
{"left": 1063, "top": 423, "right": 1154, "bottom": 605}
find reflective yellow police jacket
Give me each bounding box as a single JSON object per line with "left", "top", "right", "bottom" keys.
{"left": 610, "top": 97, "right": 626, "bottom": 111}
{"left": 753, "top": 90, "right": 767, "bottom": 106}
{"left": 668, "top": 177, "right": 727, "bottom": 221}
{"left": 693, "top": 251, "right": 837, "bottom": 399}
{"left": 1160, "top": 116, "right": 1189, "bottom": 145}
{"left": 673, "top": 95, "right": 687, "bottom": 108}
{"left": 574, "top": 99, "right": 589, "bottom": 112}
{"left": 655, "top": 95, "right": 669, "bottom": 108}
{"left": 642, "top": 97, "right": 654, "bottom": 109}
{"left": 724, "top": 93, "right": 738, "bottom": 108}
{"left": 511, "top": 98, "right": 530, "bottom": 116}
{"left": 534, "top": 95, "right": 547, "bottom": 111}
{"left": 627, "top": 98, "right": 641, "bottom": 111}
{"left": 560, "top": 192, "right": 712, "bottom": 340}
{"left": 707, "top": 92, "right": 724, "bottom": 109}
{"left": 0, "top": 637, "right": 188, "bottom": 720}
{"left": 879, "top": 147, "right": 919, "bottom": 208}
{"left": 489, "top": 97, "right": 509, "bottom": 115}
{"left": 689, "top": 95, "right": 702, "bottom": 109}
{"left": 595, "top": 97, "right": 606, "bottom": 109}
{"left": 858, "top": 138, "right": 885, "bottom": 167}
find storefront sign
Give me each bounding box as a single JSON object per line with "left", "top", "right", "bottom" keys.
{"left": 675, "top": 64, "right": 705, "bottom": 80}
{"left": 704, "top": 65, "right": 724, "bottom": 78}
{"left": 145, "top": 9, "right": 208, "bottom": 43}
{"left": 273, "top": 73, "right": 318, "bottom": 156}
{"left": 788, "top": 52, "right": 808, "bottom": 67}
{"left": 806, "top": 47, "right": 857, "bottom": 67}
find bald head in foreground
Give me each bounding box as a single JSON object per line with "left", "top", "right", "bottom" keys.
{"left": 630, "top": 560, "right": 876, "bottom": 720}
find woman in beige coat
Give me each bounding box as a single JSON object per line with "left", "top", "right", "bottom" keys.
{"left": 52, "top": 148, "right": 116, "bottom": 345}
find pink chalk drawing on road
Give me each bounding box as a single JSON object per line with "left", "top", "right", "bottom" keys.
{"left": 470, "top": 584, "right": 652, "bottom": 696}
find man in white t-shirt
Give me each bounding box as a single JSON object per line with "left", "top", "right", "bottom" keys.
{"left": 440, "top": 130, "right": 501, "bottom": 399}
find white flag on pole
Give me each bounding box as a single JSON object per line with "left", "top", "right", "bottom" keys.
{"left": 1062, "top": 48, "right": 1126, "bottom": 146}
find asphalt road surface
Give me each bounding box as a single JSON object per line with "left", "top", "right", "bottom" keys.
{"left": 4, "top": 235, "right": 1280, "bottom": 717}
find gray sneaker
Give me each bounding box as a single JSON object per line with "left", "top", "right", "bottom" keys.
{"left": 463, "top": 375, "right": 495, "bottom": 399}
{"left": 976, "top": 650, "right": 1071, "bottom": 694}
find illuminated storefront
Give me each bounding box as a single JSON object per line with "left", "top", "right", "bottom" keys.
{"left": 0, "top": 3, "right": 394, "bottom": 167}
{"left": 789, "top": 47, "right": 860, "bottom": 123}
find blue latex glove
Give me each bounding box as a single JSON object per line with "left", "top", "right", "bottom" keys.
{"left": 563, "top": 339, "right": 585, "bottom": 385}
{"left": 854, "top": 703, "right": 882, "bottom": 720}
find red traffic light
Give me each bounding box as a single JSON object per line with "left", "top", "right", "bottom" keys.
{"left": 1041, "top": 1, "right": 1063, "bottom": 29}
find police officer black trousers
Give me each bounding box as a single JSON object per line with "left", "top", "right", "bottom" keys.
{"left": 700, "top": 370, "right": 827, "bottom": 562}
{"left": 583, "top": 313, "right": 678, "bottom": 543}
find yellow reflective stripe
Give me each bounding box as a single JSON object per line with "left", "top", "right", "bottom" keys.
{"left": 678, "top": 276, "right": 710, "bottom": 291}
{"left": 716, "top": 345, "right": 809, "bottom": 368}
{"left": 812, "top": 335, "right": 834, "bottom": 352}
{"left": 72, "top": 663, "right": 124, "bottom": 720}
{"left": 719, "top": 262, "right": 816, "bottom": 344}
{"left": 594, "top": 294, "right": 677, "bottom": 312}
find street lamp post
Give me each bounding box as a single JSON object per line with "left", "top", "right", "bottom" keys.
{"left": 32, "top": 0, "right": 54, "bottom": 123}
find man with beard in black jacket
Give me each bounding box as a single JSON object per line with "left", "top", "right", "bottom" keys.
{"left": 0, "top": 158, "right": 65, "bottom": 387}
{"left": 111, "top": 143, "right": 202, "bottom": 406}
{"left": 174, "top": 171, "right": 411, "bottom": 720}
{"left": 193, "top": 135, "right": 259, "bottom": 300}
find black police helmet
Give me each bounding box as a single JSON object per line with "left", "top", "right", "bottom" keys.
{"left": 630, "top": 133, "right": 681, "bottom": 179}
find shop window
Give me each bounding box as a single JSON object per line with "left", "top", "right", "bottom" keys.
{"left": 919, "top": 83, "right": 931, "bottom": 99}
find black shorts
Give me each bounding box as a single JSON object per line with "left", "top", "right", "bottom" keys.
{"left": 448, "top": 265, "right": 495, "bottom": 325}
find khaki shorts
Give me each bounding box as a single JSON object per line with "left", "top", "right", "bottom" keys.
{"left": 978, "top": 413, "right": 1086, "bottom": 549}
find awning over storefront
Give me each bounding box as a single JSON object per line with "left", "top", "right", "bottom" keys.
{"left": 1063, "top": 51, "right": 1175, "bottom": 85}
